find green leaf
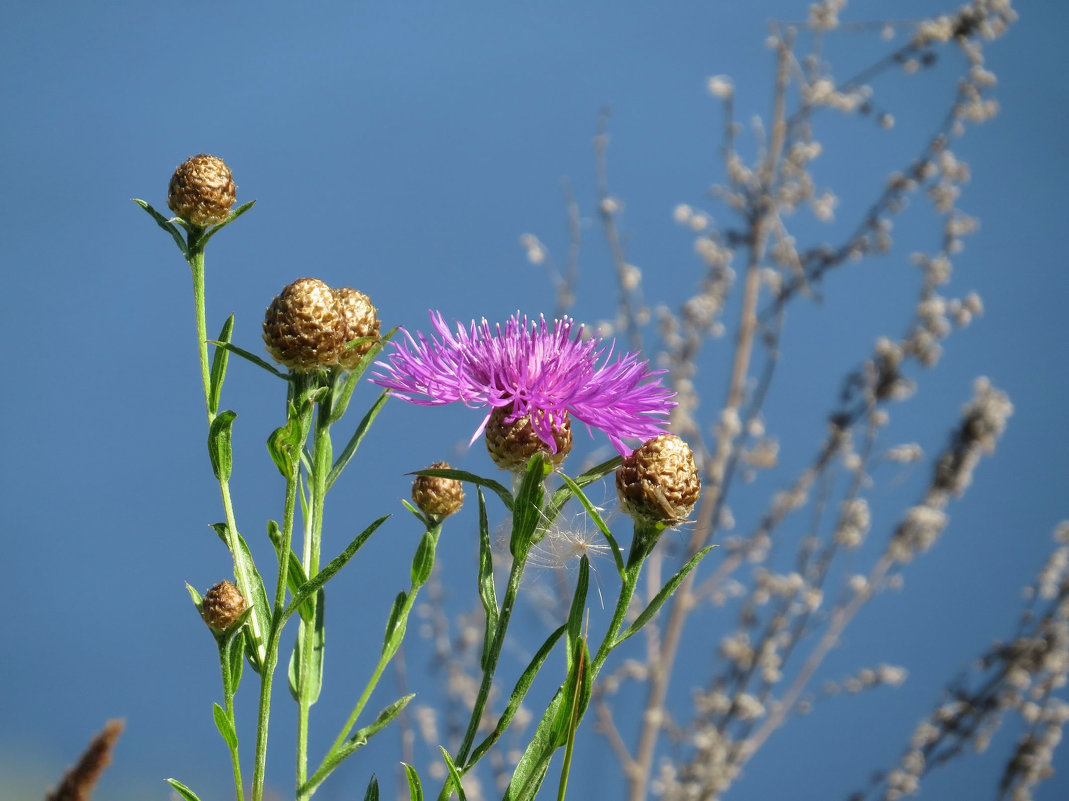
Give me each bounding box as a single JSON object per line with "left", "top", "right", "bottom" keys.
{"left": 267, "top": 416, "right": 304, "bottom": 478}
{"left": 363, "top": 775, "right": 380, "bottom": 801}
{"left": 329, "top": 327, "right": 397, "bottom": 423}
{"left": 301, "top": 695, "right": 415, "bottom": 795}
{"left": 439, "top": 748, "right": 468, "bottom": 801}
{"left": 267, "top": 520, "right": 313, "bottom": 622}
{"left": 210, "top": 522, "right": 270, "bottom": 671}
{"left": 402, "top": 763, "right": 423, "bottom": 801}
{"left": 288, "top": 592, "right": 326, "bottom": 705}
{"left": 476, "top": 490, "right": 498, "bottom": 671}
{"left": 134, "top": 198, "right": 188, "bottom": 256}
{"left": 209, "top": 340, "right": 288, "bottom": 379}
{"left": 326, "top": 391, "right": 390, "bottom": 490}
{"left": 207, "top": 410, "right": 237, "bottom": 481}
{"left": 565, "top": 558, "right": 589, "bottom": 672}
{"left": 212, "top": 702, "right": 238, "bottom": 750}
{"left": 228, "top": 628, "right": 245, "bottom": 692}
{"left": 504, "top": 689, "right": 564, "bottom": 801}
{"left": 557, "top": 473, "right": 624, "bottom": 579}
{"left": 413, "top": 467, "right": 514, "bottom": 513}
{"left": 382, "top": 590, "right": 408, "bottom": 657}
{"left": 511, "top": 453, "right": 551, "bottom": 556}
{"left": 165, "top": 779, "right": 203, "bottom": 801}
{"left": 208, "top": 315, "right": 235, "bottom": 417}
{"left": 468, "top": 624, "right": 566, "bottom": 767}
{"left": 185, "top": 583, "right": 203, "bottom": 607}
{"left": 284, "top": 516, "right": 390, "bottom": 622}
{"left": 547, "top": 455, "right": 623, "bottom": 520}
{"left": 198, "top": 199, "right": 256, "bottom": 247}
{"left": 615, "top": 545, "right": 716, "bottom": 647}
{"left": 410, "top": 530, "right": 436, "bottom": 587}
{"left": 555, "top": 638, "right": 588, "bottom": 801}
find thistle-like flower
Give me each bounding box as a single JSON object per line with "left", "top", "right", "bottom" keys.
{"left": 334, "top": 286, "right": 381, "bottom": 370}
{"left": 411, "top": 461, "right": 465, "bottom": 518}
{"left": 263, "top": 278, "right": 346, "bottom": 372}
{"left": 371, "top": 311, "right": 675, "bottom": 459}
{"left": 167, "top": 154, "right": 236, "bottom": 227}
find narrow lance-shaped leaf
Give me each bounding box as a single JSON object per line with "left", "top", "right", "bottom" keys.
{"left": 329, "top": 328, "right": 397, "bottom": 423}
{"left": 440, "top": 748, "right": 468, "bottom": 801}
{"left": 402, "top": 763, "right": 423, "bottom": 801}
{"left": 133, "top": 198, "right": 188, "bottom": 256}
{"left": 476, "top": 490, "right": 499, "bottom": 671}
{"left": 197, "top": 199, "right": 256, "bottom": 247}
{"left": 303, "top": 695, "right": 416, "bottom": 795}
{"left": 208, "top": 315, "right": 235, "bottom": 417}
{"left": 410, "top": 467, "right": 513, "bottom": 514}
{"left": 557, "top": 472, "right": 624, "bottom": 579}
{"left": 284, "top": 515, "right": 390, "bottom": 622}
{"left": 363, "top": 776, "right": 380, "bottom": 801}
{"left": 511, "top": 453, "right": 550, "bottom": 556}
{"left": 267, "top": 520, "right": 313, "bottom": 622}
{"left": 504, "top": 689, "right": 564, "bottom": 801}
{"left": 165, "top": 779, "right": 203, "bottom": 801}
{"left": 411, "top": 530, "right": 437, "bottom": 587}
{"left": 468, "top": 624, "right": 566, "bottom": 767}
{"left": 382, "top": 590, "right": 408, "bottom": 657}
{"left": 208, "top": 341, "right": 288, "bottom": 379}
{"left": 207, "top": 410, "right": 237, "bottom": 482}
{"left": 565, "top": 557, "right": 589, "bottom": 674}
{"left": 556, "top": 638, "right": 588, "bottom": 801}
{"left": 213, "top": 702, "right": 238, "bottom": 751}
{"left": 289, "top": 590, "right": 325, "bottom": 706}
{"left": 615, "top": 545, "right": 716, "bottom": 647}
{"left": 326, "top": 390, "right": 389, "bottom": 490}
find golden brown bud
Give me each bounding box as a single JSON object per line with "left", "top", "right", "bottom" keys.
{"left": 616, "top": 434, "right": 700, "bottom": 526}
{"left": 167, "top": 154, "right": 236, "bottom": 227}
{"left": 200, "top": 580, "right": 248, "bottom": 633}
{"left": 485, "top": 405, "right": 572, "bottom": 471}
{"left": 333, "top": 287, "right": 381, "bottom": 370}
{"left": 412, "top": 461, "right": 465, "bottom": 518}
{"left": 263, "top": 278, "right": 346, "bottom": 371}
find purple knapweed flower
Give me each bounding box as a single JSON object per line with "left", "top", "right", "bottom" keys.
{"left": 371, "top": 311, "right": 676, "bottom": 455}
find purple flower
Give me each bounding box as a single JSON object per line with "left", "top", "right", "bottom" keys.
{"left": 371, "top": 311, "right": 675, "bottom": 455}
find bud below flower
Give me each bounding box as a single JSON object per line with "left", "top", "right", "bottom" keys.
{"left": 263, "top": 278, "right": 346, "bottom": 371}
{"left": 333, "top": 287, "right": 381, "bottom": 370}
{"left": 200, "top": 580, "right": 248, "bottom": 633}
{"left": 485, "top": 405, "right": 573, "bottom": 471}
{"left": 168, "top": 154, "right": 236, "bottom": 227}
{"left": 616, "top": 434, "right": 700, "bottom": 526}
{"left": 412, "top": 461, "right": 465, "bottom": 518}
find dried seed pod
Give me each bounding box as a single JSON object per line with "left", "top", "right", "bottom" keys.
{"left": 333, "top": 287, "right": 381, "bottom": 370}
{"left": 263, "top": 278, "right": 346, "bottom": 371}
{"left": 485, "top": 405, "right": 572, "bottom": 471}
{"left": 167, "top": 154, "right": 236, "bottom": 227}
{"left": 199, "top": 580, "right": 248, "bottom": 633}
{"left": 616, "top": 434, "right": 700, "bottom": 526}
{"left": 412, "top": 461, "right": 465, "bottom": 518}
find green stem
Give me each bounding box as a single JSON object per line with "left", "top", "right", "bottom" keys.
{"left": 297, "top": 392, "right": 333, "bottom": 798}
{"left": 187, "top": 237, "right": 213, "bottom": 422}
{"left": 251, "top": 391, "right": 305, "bottom": 801}
{"left": 457, "top": 546, "right": 528, "bottom": 766}
{"left": 219, "top": 638, "right": 245, "bottom": 801}
{"left": 308, "top": 524, "right": 442, "bottom": 797}
{"left": 592, "top": 523, "right": 658, "bottom": 677}
{"left": 188, "top": 233, "right": 271, "bottom": 799}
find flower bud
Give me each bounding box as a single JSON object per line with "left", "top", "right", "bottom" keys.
{"left": 263, "top": 278, "right": 346, "bottom": 371}
{"left": 484, "top": 405, "right": 573, "bottom": 471}
{"left": 200, "top": 580, "right": 248, "bottom": 633}
{"left": 412, "top": 461, "right": 465, "bottom": 518}
{"left": 168, "top": 154, "right": 236, "bottom": 227}
{"left": 333, "top": 287, "right": 381, "bottom": 370}
{"left": 616, "top": 434, "right": 700, "bottom": 526}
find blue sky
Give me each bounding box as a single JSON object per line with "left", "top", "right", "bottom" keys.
{"left": 1, "top": 1, "right": 1066, "bottom": 799}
